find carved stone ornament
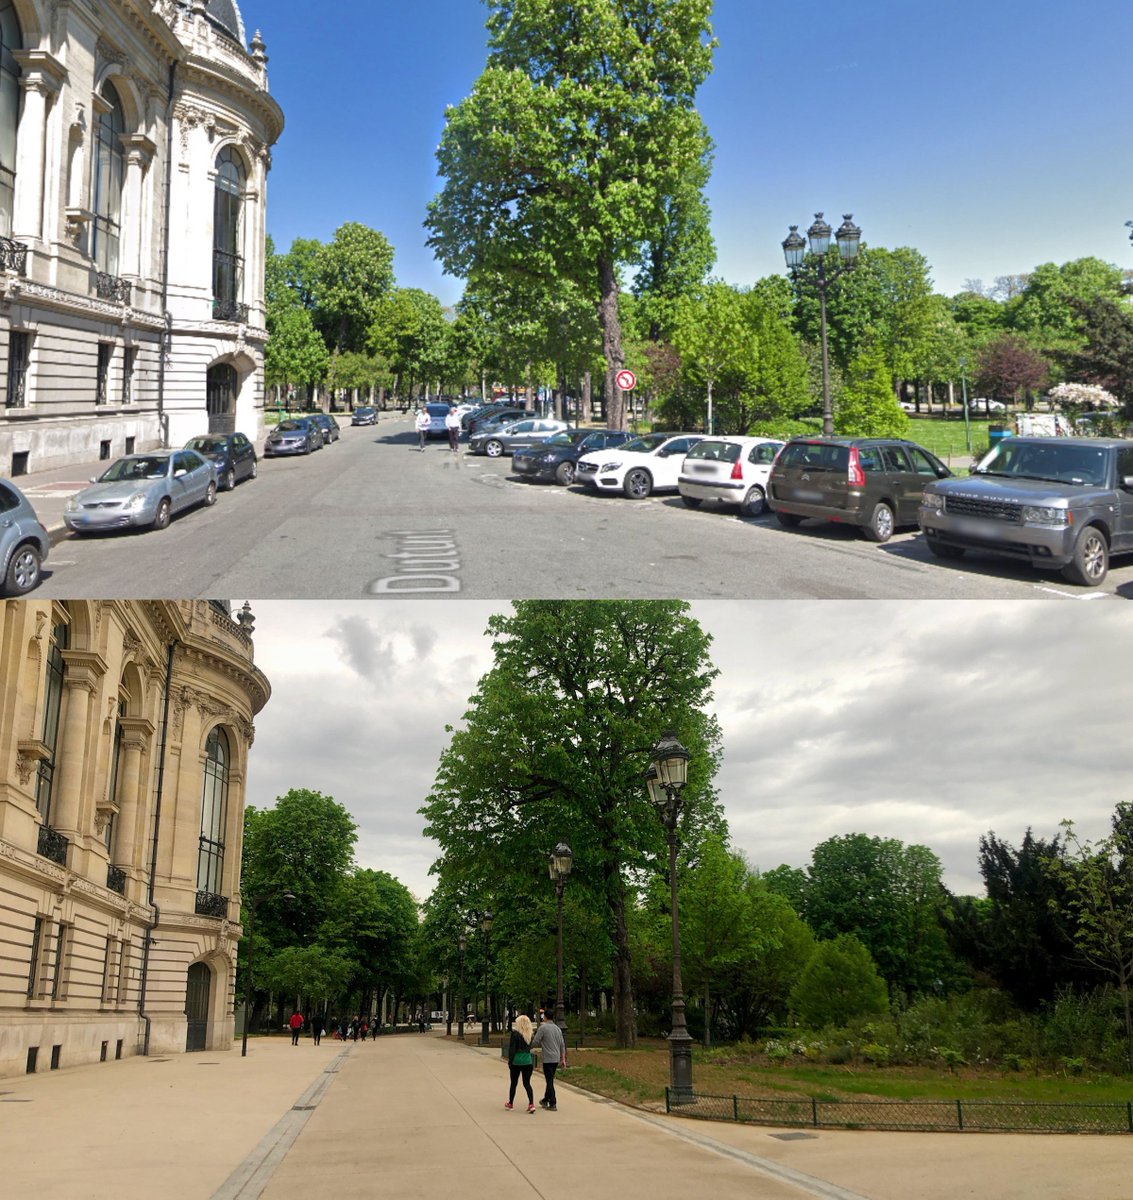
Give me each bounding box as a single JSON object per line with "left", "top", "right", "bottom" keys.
{"left": 16, "top": 738, "right": 51, "bottom": 785}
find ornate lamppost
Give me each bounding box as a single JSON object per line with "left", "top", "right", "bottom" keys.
{"left": 479, "top": 909, "right": 494, "bottom": 1047}
{"left": 782, "top": 213, "right": 862, "bottom": 435}
{"left": 240, "top": 888, "right": 295, "bottom": 1057}
{"left": 644, "top": 730, "right": 694, "bottom": 1105}
{"left": 549, "top": 842, "right": 573, "bottom": 1034}
{"left": 457, "top": 933, "right": 467, "bottom": 1041}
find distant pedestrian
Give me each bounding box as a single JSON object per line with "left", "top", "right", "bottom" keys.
{"left": 289, "top": 1010, "right": 304, "bottom": 1046}
{"left": 532, "top": 1015, "right": 566, "bottom": 1110}
{"left": 415, "top": 405, "right": 431, "bottom": 450}
{"left": 311, "top": 1013, "right": 325, "bottom": 1046}
{"left": 505, "top": 1014, "right": 536, "bottom": 1113}
{"left": 445, "top": 405, "right": 461, "bottom": 453}
{"left": 351, "top": 1017, "right": 360, "bottom": 1042}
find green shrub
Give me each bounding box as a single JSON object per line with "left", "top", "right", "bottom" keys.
{"left": 861, "top": 1042, "right": 892, "bottom": 1066}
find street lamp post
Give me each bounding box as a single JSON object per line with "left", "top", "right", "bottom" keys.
{"left": 782, "top": 213, "right": 862, "bottom": 436}
{"left": 240, "top": 888, "right": 295, "bottom": 1057}
{"left": 457, "top": 934, "right": 467, "bottom": 1041}
{"left": 480, "top": 910, "right": 494, "bottom": 1047}
{"left": 644, "top": 730, "right": 694, "bottom": 1106}
{"left": 960, "top": 356, "right": 972, "bottom": 452}
{"left": 549, "top": 842, "right": 573, "bottom": 1035}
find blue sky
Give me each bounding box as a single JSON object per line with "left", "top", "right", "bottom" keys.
{"left": 240, "top": 0, "right": 1133, "bottom": 306}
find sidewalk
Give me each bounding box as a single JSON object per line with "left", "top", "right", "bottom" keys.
{"left": 1, "top": 1031, "right": 1129, "bottom": 1200}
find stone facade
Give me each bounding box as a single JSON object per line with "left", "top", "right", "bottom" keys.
{"left": 0, "top": 0, "right": 283, "bottom": 475}
{"left": 0, "top": 598, "right": 271, "bottom": 1078}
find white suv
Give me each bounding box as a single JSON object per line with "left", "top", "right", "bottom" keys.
{"left": 575, "top": 432, "right": 704, "bottom": 498}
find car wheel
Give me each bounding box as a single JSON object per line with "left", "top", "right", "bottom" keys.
{"left": 863, "top": 501, "right": 895, "bottom": 543}
{"left": 4, "top": 543, "right": 41, "bottom": 595}
{"left": 203, "top": 480, "right": 217, "bottom": 507}
{"left": 623, "top": 468, "right": 652, "bottom": 499}
{"left": 926, "top": 539, "right": 965, "bottom": 560}
{"left": 740, "top": 485, "right": 766, "bottom": 518}
{"left": 681, "top": 494, "right": 702, "bottom": 509}
{"left": 554, "top": 461, "right": 575, "bottom": 486}
{"left": 775, "top": 511, "right": 803, "bottom": 528}
{"left": 152, "top": 498, "right": 172, "bottom": 530}
{"left": 1061, "top": 525, "right": 1109, "bottom": 587}
{"left": 250, "top": 460, "right": 258, "bottom": 480}
{"left": 223, "top": 468, "right": 236, "bottom": 491}
{"left": 303, "top": 439, "right": 312, "bottom": 455}
{"left": 485, "top": 439, "right": 504, "bottom": 458}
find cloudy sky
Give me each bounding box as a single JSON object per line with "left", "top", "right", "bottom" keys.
{"left": 244, "top": 601, "right": 1131, "bottom": 903}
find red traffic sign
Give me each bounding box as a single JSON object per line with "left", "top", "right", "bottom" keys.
{"left": 615, "top": 369, "right": 637, "bottom": 392}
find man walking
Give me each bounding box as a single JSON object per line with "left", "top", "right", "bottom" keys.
{"left": 414, "top": 404, "right": 431, "bottom": 451}
{"left": 532, "top": 1015, "right": 566, "bottom": 1110}
{"left": 445, "top": 404, "right": 461, "bottom": 453}
{"left": 289, "top": 1009, "right": 304, "bottom": 1046}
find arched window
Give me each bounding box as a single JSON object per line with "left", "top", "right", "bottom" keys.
{"left": 0, "top": 2, "right": 20, "bottom": 235}
{"left": 212, "top": 147, "right": 245, "bottom": 307}
{"left": 35, "top": 618, "right": 69, "bottom": 823}
{"left": 196, "top": 726, "right": 230, "bottom": 897}
{"left": 105, "top": 699, "right": 126, "bottom": 855}
{"left": 92, "top": 82, "right": 126, "bottom": 274}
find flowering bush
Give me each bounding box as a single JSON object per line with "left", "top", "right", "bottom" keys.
{"left": 1048, "top": 382, "right": 1118, "bottom": 409}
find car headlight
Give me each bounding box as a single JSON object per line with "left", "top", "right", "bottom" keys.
{"left": 1022, "top": 505, "right": 1070, "bottom": 526}
{"left": 540, "top": 452, "right": 558, "bottom": 462}
{"left": 126, "top": 491, "right": 149, "bottom": 510}
{"left": 65, "top": 497, "right": 78, "bottom": 512}
{"left": 921, "top": 492, "right": 944, "bottom": 512}
{"left": 599, "top": 462, "right": 621, "bottom": 474}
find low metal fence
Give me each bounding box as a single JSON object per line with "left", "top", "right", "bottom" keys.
{"left": 665, "top": 1090, "right": 1133, "bottom": 1135}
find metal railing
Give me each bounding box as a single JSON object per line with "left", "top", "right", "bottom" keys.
{"left": 95, "top": 272, "right": 132, "bottom": 305}
{"left": 665, "top": 1090, "right": 1133, "bottom": 1135}
{"left": 106, "top": 864, "right": 126, "bottom": 894}
{"left": 195, "top": 890, "right": 229, "bottom": 918}
{"left": 0, "top": 235, "right": 28, "bottom": 274}
{"left": 212, "top": 298, "right": 249, "bottom": 322}
{"left": 36, "top": 823, "right": 68, "bottom": 865}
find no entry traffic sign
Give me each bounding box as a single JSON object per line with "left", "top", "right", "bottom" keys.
{"left": 615, "top": 369, "right": 637, "bottom": 391}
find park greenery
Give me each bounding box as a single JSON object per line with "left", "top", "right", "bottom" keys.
{"left": 244, "top": 604, "right": 1133, "bottom": 1084}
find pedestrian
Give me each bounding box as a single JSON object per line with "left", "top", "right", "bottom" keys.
{"left": 351, "top": 1017, "right": 360, "bottom": 1042}
{"left": 532, "top": 1014, "right": 566, "bottom": 1110}
{"left": 289, "top": 1009, "right": 304, "bottom": 1047}
{"left": 445, "top": 404, "right": 461, "bottom": 453}
{"left": 504, "top": 1014, "right": 536, "bottom": 1113}
{"left": 311, "top": 1013, "right": 324, "bottom": 1045}
{"left": 414, "top": 404, "right": 431, "bottom": 451}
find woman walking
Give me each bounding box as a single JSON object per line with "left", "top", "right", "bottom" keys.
{"left": 505, "top": 1014, "right": 536, "bottom": 1113}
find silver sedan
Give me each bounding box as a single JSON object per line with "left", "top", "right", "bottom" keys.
{"left": 64, "top": 450, "right": 217, "bottom": 533}
{"left": 468, "top": 417, "right": 569, "bottom": 457}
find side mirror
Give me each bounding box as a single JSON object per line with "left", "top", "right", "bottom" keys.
{"left": 89, "top": 476, "right": 97, "bottom": 483}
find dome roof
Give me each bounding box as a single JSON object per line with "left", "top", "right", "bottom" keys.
{"left": 203, "top": 0, "right": 245, "bottom": 42}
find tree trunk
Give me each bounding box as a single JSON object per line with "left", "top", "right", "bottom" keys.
{"left": 608, "top": 866, "right": 636, "bottom": 1047}
{"left": 582, "top": 371, "right": 592, "bottom": 422}
{"left": 704, "top": 983, "right": 711, "bottom": 1047}
{"left": 598, "top": 254, "right": 626, "bottom": 430}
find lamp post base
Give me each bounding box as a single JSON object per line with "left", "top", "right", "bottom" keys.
{"left": 481, "top": 1019, "right": 490, "bottom": 1047}
{"left": 667, "top": 1027, "right": 695, "bottom": 1105}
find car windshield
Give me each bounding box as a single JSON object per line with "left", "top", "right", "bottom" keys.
{"left": 685, "top": 440, "right": 741, "bottom": 463}
{"left": 277, "top": 420, "right": 308, "bottom": 432}
{"left": 621, "top": 433, "right": 670, "bottom": 454}
{"left": 100, "top": 457, "right": 168, "bottom": 482}
{"left": 545, "top": 432, "right": 582, "bottom": 447}
{"left": 186, "top": 437, "right": 225, "bottom": 454}
{"left": 973, "top": 441, "right": 1108, "bottom": 486}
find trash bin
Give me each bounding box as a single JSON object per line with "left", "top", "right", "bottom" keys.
{"left": 988, "top": 424, "right": 1011, "bottom": 446}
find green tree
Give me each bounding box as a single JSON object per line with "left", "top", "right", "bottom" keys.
{"left": 264, "top": 306, "right": 330, "bottom": 398}
{"left": 420, "top": 601, "right": 724, "bottom": 1048}
{"left": 672, "top": 282, "right": 748, "bottom": 434}
{"left": 313, "top": 222, "right": 396, "bottom": 355}
{"left": 259, "top": 945, "right": 354, "bottom": 1009}
{"left": 426, "top": 0, "right": 716, "bottom": 431}
{"left": 790, "top": 933, "right": 889, "bottom": 1029}
{"left": 1061, "top": 296, "right": 1133, "bottom": 410}
{"left": 369, "top": 288, "right": 452, "bottom": 398}
{"left": 975, "top": 333, "right": 1050, "bottom": 404}
{"left": 1009, "top": 258, "right": 1127, "bottom": 355}
{"left": 835, "top": 344, "right": 910, "bottom": 437}
{"left": 1046, "top": 804, "right": 1133, "bottom": 1067}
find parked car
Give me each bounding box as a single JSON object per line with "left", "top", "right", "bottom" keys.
{"left": 469, "top": 417, "right": 569, "bottom": 457}
{"left": 0, "top": 478, "right": 49, "bottom": 595}
{"left": 919, "top": 436, "right": 1133, "bottom": 586}
{"left": 264, "top": 418, "right": 323, "bottom": 456}
{"left": 575, "top": 432, "right": 705, "bottom": 498}
{"left": 467, "top": 406, "right": 534, "bottom": 436}
{"left": 351, "top": 406, "right": 378, "bottom": 426}
{"left": 420, "top": 402, "right": 453, "bottom": 438}
{"left": 767, "top": 436, "right": 952, "bottom": 543}
{"left": 513, "top": 428, "right": 635, "bottom": 485}
{"left": 310, "top": 412, "right": 341, "bottom": 444}
{"left": 64, "top": 450, "right": 217, "bottom": 533}
{"left": 678, "top": 436, "right": 785, "bottom": 517}
{"left": 183, "top": 432, "right": 257, "bottom": 491}
{"left": 461, "top": 401, "right": 514, "bottom": 431}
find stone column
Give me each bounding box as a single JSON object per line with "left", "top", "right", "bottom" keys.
{"left": 114, "top": 716, "right": 154, "bottom": 875}
{"left": 119, "top": 136, "right": 155, "bottom": 281}
{"left": 11, "top": 52, "right": 65, "bottom": 245}
{"left": 50, "top": 651, "right": 107, "bottom": 840}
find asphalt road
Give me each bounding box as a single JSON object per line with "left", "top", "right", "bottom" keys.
{"left": 33, "top": 414, "right": 1133, "bottom": 601}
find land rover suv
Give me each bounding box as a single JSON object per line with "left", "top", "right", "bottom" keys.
{"left": 767, "top": 436, "right": 952, "bottom": 542}
{"left": 918, "top": 436, "right": 1133, "bottom": 586}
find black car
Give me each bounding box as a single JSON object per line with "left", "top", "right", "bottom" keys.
{"left": 310, "top": 412, "right": 341, "bottom": 444}
{"left": 512, "top": 428, "right": 635, "bottom": 485}
{"left": 351, "top": 406, "right": 377, "bottom": 426}
{"left": 768, "top": 435, "right": 952, "bottom": 543}
{"left": 467, "top": 407, "right": 535, "bottom": 436}
{"left": 461, "top": 402, "right": 511, "bottom": 431}
{"left": 184, "top": 432, "right": 258, "bottom": 491}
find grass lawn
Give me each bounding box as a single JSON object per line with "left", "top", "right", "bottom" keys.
{"left": 557, "top": 1042, "right": 1133, "bottom": 1113}
{"left": 906, "top": 416, "right": 995, "bottom": 467}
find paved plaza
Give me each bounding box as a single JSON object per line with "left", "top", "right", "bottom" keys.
{"left": 2, "top": 1030, "right": 1130, "bottom": 1199}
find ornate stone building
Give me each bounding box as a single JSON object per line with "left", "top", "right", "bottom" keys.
{"left": 0, "top": 599, "right": 270, "bottom": 1077}
{"left": 0, "top": 0, "right": 283, "bottom": 475}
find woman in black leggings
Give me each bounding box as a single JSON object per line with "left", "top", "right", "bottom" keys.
{"left": 505, "top": 1014, "right": 536, "bottom": 1112}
